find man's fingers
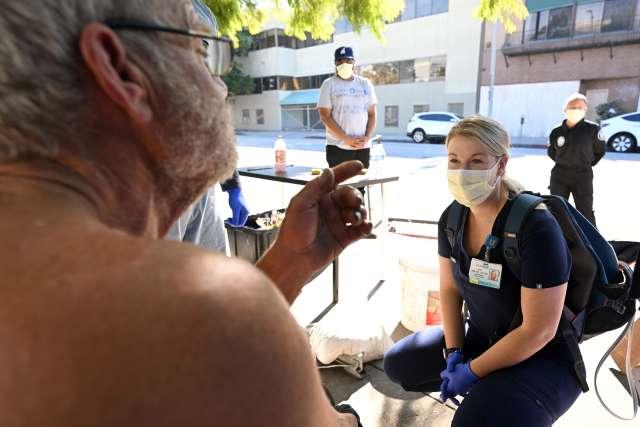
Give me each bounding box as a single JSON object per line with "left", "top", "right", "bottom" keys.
{"left": 340, "top": 208, "right": 366, "bottom": 226}
{"left": 343, "top": 222, "right": 372, "bottom": 245}
{"left": 289, "top": 168, "right": 335, "bottom": 210}
{"left": 331, "top": 186, "right": 364, "bottom": 209}
{"left": 331, "top": 161, "right": 364, "bottom": 185}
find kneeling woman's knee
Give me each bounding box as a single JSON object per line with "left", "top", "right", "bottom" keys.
{"left": 382, "top": 345, "right": 406, "bottom": 385}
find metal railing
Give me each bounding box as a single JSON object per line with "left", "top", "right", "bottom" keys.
{"left": 503, "top": 16, "right": 640, "bottom": 55}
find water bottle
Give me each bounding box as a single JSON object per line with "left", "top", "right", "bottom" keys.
{"left": 274, "top": 135, "right": 287, "bottom": 173}
{"left": 370, "top": 138, "right": 385, "bottom": 174}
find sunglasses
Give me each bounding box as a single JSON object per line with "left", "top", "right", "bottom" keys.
{"left": 104, "top": 19, "right": 233, "bottom": 76}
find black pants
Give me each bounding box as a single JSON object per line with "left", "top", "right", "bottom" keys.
{"left": 383, "top": 327, "right": 581, "bottom": 427}
{"left": 326, "top": 145, "right": 370, "bottom": 169}
{"left": 326, "top": 145, "right": 370, "bottom": 195}
{"left": 550, "top": 169, "right": 596, "bottom": 227}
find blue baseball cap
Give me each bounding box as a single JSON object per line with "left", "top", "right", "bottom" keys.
{"left": 334, "top": 46, "right": 354, "bottom": 61}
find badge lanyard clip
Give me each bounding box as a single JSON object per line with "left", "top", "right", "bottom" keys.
{"left": 483, "top": 235, "right": 500, "bottom": 262}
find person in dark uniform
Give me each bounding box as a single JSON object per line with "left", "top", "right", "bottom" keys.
{"left": 548, "top": 93, "right": 605, "bottom": 226}
{"left": 384, "top": 116, "right": 581, "bottom": 426}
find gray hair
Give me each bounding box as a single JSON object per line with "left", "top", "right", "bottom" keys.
{"left": 446, "top": 115, "right": 524, "bottom": 194}
{"left": 0, "top": 0, "right": 179, "bottom": 162}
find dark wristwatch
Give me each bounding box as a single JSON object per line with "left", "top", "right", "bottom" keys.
{"left": 443, "top": 347, "right": 462, "bottom": 360}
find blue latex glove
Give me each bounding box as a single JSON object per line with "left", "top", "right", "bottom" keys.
{"left": 227, "top": 187, "right": 249, "bottom": 227}
{"left": 439, "top": 350, "right": 463, "bottom": 405}
{"left": 440, "top": 360, "right": 479, "bottom": 403}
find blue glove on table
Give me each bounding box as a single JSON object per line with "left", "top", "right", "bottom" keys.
{"left": 227, "top": 187, "right": 249, "bottom": 227}
{"left": 439, "top": 350, "right": 463, "bottom": 405}
{"left": 440, "top": 359, "right": 479, "bottom": 405}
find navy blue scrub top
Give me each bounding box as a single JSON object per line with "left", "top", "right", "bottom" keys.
{"left": 438, "top": 196, "right": 573, "bottom": 363}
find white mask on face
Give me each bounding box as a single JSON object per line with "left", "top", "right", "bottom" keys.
{"left": 336, "top": 63, "right": 354, "bottom": 80}
{"left": 447, "top": 160, "right": 501, "bottom": 207}
{"left": 565, "top": 108, "right": 586, "bottom": 124}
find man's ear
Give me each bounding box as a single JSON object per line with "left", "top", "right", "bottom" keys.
{"left": 79, "top": 22, "right": 153, "bottom": 123}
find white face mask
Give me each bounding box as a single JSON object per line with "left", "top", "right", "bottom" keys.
{"left": 447, "top": 161, "right": 501, "bottom": 207}
{"left": 336, "top": 63, "right": 354, "bottom": 80}
{"left": 565, "top": 108, "right": 586, "bottom": 124}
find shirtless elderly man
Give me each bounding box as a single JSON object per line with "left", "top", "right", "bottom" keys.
{"left": 0, "top": 1, "right": 371, "bottom": 425}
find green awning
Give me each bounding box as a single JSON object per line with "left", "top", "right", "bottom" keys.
{"left": 526, "top": 0, "right": 573, "bottom": 12}
{"left": 279, "top": 89, "right": 320, "bottom": 106}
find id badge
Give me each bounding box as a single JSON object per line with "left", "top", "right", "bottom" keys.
{"left": 469, "top": 258, "right": 502, "bottom": 289}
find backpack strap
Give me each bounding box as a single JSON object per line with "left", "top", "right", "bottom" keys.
{"left": 504, "top": 192, "right": 545, "bottom": 333}
{"left": 502, "top": 192, "right": 544, "bottom": 277}
{"left": 445, "top": 201, "right": 466, "bottom": 253}
{"left": 560, "top": 313, "right": 590, "bottom": 392}
{"left": 504, "top": 193, "right": 590, "bottom": 392}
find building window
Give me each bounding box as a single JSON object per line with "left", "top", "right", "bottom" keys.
{"left": 429, "top": 56, "right": 446, "bottom": 81}
{"left": 389, "top": 0, "right": 449, "bottom": 23}
{"left": 334, "top": 17, "right": 353, "bottom": 34}
{"left": 547, "top": 6, "right": 573, "bottom": 39}
{"left": 602, "top": 0, "right": 635, "bottom": 32}
{"left": 523, "top": 13, "right": 538, "bottom": 42}
{"left": 261, "top": 76, "right": 278, "bottom": 91}
{"left": 265, "top": 29, "right": 277, "bottom": 48}
{"left": 249, "top": 29, "right": 331, "bottom": 51}
{"left": 278, "top": 76, "right": 294, "bottom": 91}
{"left": 414, "top": 57, "right": 447, "bottom": 82}
{"left": 360, "top": 56, "right": 446, "bottom": 86}
{"left": 414, "top": 104, "right": 430, "bottom": 114}
{"left": 416, "top": 0, "right": 449, "bottom": 18}
{"left": 276, "top": 29, "right": 296, "bottom": 49}
{"left": 398, "top": 60, "right": 415, "bottom": 83}
{"left": 575, "top": 2, "right": 605, "bottom": 35}
{"left": 385, "top": 106, "right": 399, "bottom": 127}
{"left": 256, "top": 109, "right": 264, "bottom": 125}
{"left": 242, "top": 109, "right": 250, "bottom": 125}
{"left": 447, "top": 103, "right": 464, "bottom": 116}
{"left": 360, "top": 62, "right": 400, "bottom": 85}
{"left": 431, "top": 0, "right": 449, "bottom": 14}
{"left": 402, "top": 0, "right": 417, "bottom": 20}
{"left": 536, "top": 10, "right": 549, "bottom": 39}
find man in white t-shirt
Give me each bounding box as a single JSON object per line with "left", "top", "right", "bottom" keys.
{"left": 317, "top": 46, "right": 378, "bottom": 172}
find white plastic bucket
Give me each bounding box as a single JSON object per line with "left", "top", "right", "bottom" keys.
{"left": 399, "top": 256, "right": 441, "bottom": 332}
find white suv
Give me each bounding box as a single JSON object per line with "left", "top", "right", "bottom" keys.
{"left": 599, "top": 112, "right": 640, "bottom": 153}
{"left": 406, "top": 112, "right": 461, "bottom": 143}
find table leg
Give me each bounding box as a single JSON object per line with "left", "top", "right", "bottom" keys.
{"left": 366, "top": 184, "right": 373, "bottom": 224}
{"left": 332, "top": 257, "right": 339, "bottom": 304}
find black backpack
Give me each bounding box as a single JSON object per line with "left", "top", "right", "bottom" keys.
{"left": 445, "top": 192, "right": 639, "bottom": 397}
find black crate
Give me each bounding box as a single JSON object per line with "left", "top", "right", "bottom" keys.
{"left": 225, "top": 209, "right": 284, "bottom": 263}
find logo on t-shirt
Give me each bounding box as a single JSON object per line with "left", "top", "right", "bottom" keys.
{"left": 557, "top": 136, "right": 566, "bottom": 147}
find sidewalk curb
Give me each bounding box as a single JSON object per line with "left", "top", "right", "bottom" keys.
{"left": 301, "top": 135, "right": 547, "bottom": 149}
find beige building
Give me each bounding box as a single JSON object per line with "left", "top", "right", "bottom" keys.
{"left": 230, "top": 0, "right": 483, "bottom": 135}
{"left": 479, "top": 0, "right": 640, "bottom": 138}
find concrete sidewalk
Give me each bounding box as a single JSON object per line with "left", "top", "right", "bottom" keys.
{"left": 235, "top": 129, "right": 548, "bottom": 148}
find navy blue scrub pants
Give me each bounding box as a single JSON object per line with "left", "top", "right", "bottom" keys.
{"left": 383, "top": 327, "right": 581, "bottom": 427}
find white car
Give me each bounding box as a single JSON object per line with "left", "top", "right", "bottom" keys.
{"left": 406, "top": 112, "right": 461, "bottom": 143}
{"left": 599, "top": 112, "right": 640, "bottom": 153}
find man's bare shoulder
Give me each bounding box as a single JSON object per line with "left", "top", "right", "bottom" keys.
{"left": 0, "top": 228, "right": 335, "bottom": 425}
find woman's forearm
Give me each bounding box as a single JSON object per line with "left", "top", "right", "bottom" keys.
{"left": 441, "top": 287, "right": 465, "bottom": 349}
{"left": 469, "top": 325, "right": 555, "bottom": 378}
